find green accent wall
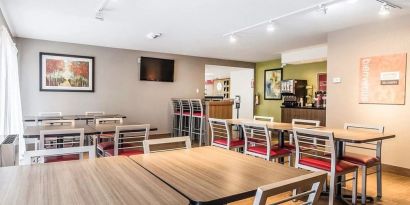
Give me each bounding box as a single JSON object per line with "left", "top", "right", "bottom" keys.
{"left": 255, "top": 59, "right": 327, "bottom": 122}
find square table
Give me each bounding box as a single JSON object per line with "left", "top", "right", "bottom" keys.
{"left": 23, "top": 124, "right": 98, "bottom": 138}
{"left": 0, "top": 157, "right": 188, "bottom": 205}
{"left": 131, "top": 146, "right": 309, "bottom": 205}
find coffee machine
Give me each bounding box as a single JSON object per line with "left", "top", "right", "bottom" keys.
{"left": 280, "top": 79, "right": 307, "bottom": 107}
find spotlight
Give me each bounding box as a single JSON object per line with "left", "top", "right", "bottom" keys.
{"left": 379, "top": 2, "right": 391, "bottom": 16}
{"left": 318, "top": 4, "right": 328, "bottom": 15}
{"left": 266, "top": 20, "right": 275, "bottom": 32}
{"left": 229, "top": 34, "right": 237, "bottom": 43}
{"left": 95, "top": 10, "right": 104, "bottom": 21}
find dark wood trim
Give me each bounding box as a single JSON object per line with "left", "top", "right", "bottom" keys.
{"left": 39, "top": 52, "right": 95, "bottom": 92}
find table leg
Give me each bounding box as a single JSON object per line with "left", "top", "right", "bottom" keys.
{"left": 237, "top": 125, "right": 244, "bottom": 152}
{"left": 278, "top": 131, "right": 285, "bottom": 164}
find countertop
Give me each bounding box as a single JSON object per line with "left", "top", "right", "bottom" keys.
{"left": 281, "top": 106, "right": 326, "bottom": 110}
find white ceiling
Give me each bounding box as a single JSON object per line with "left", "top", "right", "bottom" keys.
{"left": 205, "top": 65, "right": 251, "bottom": 80}
{"left": 2, "top": 0, "right": 410, "bottom": 62}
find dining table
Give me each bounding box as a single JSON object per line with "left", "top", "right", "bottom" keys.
{"left": 0, "top": 156, "right": 189, "bottom": 205}
{"left": 23, "top": 114, "right": 127, "bottom": 122}
{"left": 131, "top": 146, "right": 310, "bottom": 205}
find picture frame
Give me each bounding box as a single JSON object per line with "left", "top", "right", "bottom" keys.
{"left": 264, "top": 68, "right": 283, "bottom": 100}
{"left": 39, "top": 52, "right": 95, "bottom": 92}
{"left": 317, "top": 72, "right": 327, "bottom": 92}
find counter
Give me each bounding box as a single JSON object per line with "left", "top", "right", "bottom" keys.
{"left": 281, "top": 106, "right": 326, "bottom": 126}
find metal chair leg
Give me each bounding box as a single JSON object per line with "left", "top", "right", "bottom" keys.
{"left": 361, "top": 166, "right": 367, "bottom": 204}
{"left": 353, "top": 170, "right": 358, "bottom": 205}
{"left": 377, "top": 163, "right": 382, "bottom": 199}
{"left": 329, "top": 177, "right": 336, "bottom": 205}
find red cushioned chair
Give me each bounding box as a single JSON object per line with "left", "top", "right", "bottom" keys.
{"left": 171, "top": 99, "right": 182, "bottom": 137}
{"left": 190, "top": 99, "right": 206, "bottom": 146}
{"left": 95, "top": 118, "right": 123, "bottom": 157}
{"left": 293, "top": 128, "right": 358, "bottom": 205}
{"left": 275, "top": 119, "right": 320, "bottom": 152}
{"left": 180, "top": 99, "right": 192, "bottom": 137}
{"left": 103, "top": 124, "right": 150, "bottom": 157}
{"left": 342, "top": 123, "right": 384, "bottom": 204}
{"left": 209, "top": 118, "right": 244, "bottom": 151}
{"left": 242, "top": 122, "right": 292, "bottom": 164}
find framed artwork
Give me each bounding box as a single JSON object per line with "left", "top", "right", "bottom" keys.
{"left": 39, "top": 52, "right": 94, "bottom": 92}
{"left": 359, "top": 53, "right": 407, "bottom": 105}
{"left": 317, "top": 73, "right": 327, "bottom": 91}
{"left": 264, "top": 68, "right": 282, "bottom": 100}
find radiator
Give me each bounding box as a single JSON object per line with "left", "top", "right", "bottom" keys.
{"left": 0, "top": 135, "right": 19, "bottom": 167}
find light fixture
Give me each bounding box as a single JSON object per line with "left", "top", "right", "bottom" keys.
{"left": 95, "top": 0, "right": 111, "bottom": 21}
{"left": 379, "top": 2, "right": 391, "bottom": 16}
{"left": 146, "top": 32, "right": 162, "bottom": 39}
{"left": 229, "top": 34, "right": 238, "bottom": 43}
{"left": 266, "top": 20, "right": 275, "bottom": 32}
{"left": 318, "top": 4, "right": 328, "bottom": 15}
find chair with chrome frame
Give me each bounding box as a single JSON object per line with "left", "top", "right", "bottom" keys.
{"left": 341, "top": 123, "right": 384, "bottom": 204}
{"left": 208, "top": 118, "right": 244, "bottom": 151}
{"left": 171, "top": 99, "right": 182, "bottom": 137}
{"left": 180, "top": 99, "right": 192, "bottom": 137}
{"left": 293, "top": 128, "right": 358, "bottom": 205}
{"left": 190, "top": 99, "right": 206, "bottom": 146}
{"left": 253, "top": 171, "right": 327, "bottom": 205}
{"left": 143, "top": 136, "right": 191, "bottom": 154}
{"left": 253, "top": 116, "right": 274, "bottom": 122}
{"left": 277, "top": 119, "right": 321, "bottom": 151}
{"left": 242, "top": 122, "right": 292, "bottom": 164}
{"left": 104, "top": 124, "right": 150, "bottom": 157}
{"left": 95, "top": 118, "right": 123, "bottom": 157}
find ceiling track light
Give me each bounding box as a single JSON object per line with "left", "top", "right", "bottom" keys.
{"left": 376, "top": 0, "right": 401, "bottom": 16}
{"left": 229, "top": 34, "right": 238, "bottom": 43}
{"left": 266, "top": 20, "right": 276, "bottom": 32}
{"left": 95, "top": 0, "right": 111, "bottom": 21}
{"left": 318, "top": 4, "right": 328, "bottom": 15}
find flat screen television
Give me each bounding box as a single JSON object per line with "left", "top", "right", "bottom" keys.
{"left": 140, "top": 57, "right": 174, "bottom": 82}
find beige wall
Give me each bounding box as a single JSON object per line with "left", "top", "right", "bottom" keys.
{"left": 327, "top": 15, "right": 410, "bottom": 169}
{"left": 16, "top": 38, "right": 254, "bottom": 133}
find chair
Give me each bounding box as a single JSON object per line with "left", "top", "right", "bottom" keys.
{"left": 42, "top": 119, "right": 75, "bottom": 126}
{"left": 293, "top": 128, "right": 358, "bottom": 205}
{"left": 33, "top": 128, "right": 92, "bottom": 163}
{"left": 342, "top": 123, "right": 384, "bottom": 204}
{"left": 253, "top": 171, "right": 327, "bottom": 205}
{"left": 280, "top": 119, "right": 321, "bottom": 151}
{"left": 253, "top": 116, "right": 274, "bottom": 122}
{"left": 95, "top": 118, "right": 124, "bottom": 156}
{"left": 209, "top": 118, "right": 244, "bottom": 150}
{"left": 180, "top": 99, "right": 192, "bottom": 136}
{"left": 85, "top": 111, "right": 105, "bottom": 124}
{"left": 242, "top": 122, "right": 292, "bottom": 163}
{"left": 190, "top": 99, "right": 206, "bottom": 146}
{"left": 171, "top": 99, "right": 182, "bottom": 137}
{"left": 104, "top": 124, "right": 150, "bottom": 157}
{"left": 143, "top": 136, "right": 191, "bottom": 154}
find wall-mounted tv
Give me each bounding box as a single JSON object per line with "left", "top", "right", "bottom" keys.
{"left": 140, "top": 56, "right": 174, "bottom": 82}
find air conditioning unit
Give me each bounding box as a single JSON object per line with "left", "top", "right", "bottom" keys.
{"left": 0, "top": 135, "right": 19, "bottom": 167}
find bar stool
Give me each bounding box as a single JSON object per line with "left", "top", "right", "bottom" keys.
{"left": 190, "top": 99, "right": 206, "bottom": 146}
{"left": 171, "top": 99, "right": 182, "bottom": 137}
{"left": 180, "top": 99, "right": 192, "bottom": 136}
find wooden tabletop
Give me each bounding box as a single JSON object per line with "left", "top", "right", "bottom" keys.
{"left": 0, "top": 157, "right": 188, "bottom": 205}
{"left": 23, "top": 124, "right": 98, "bottom": 138}
{"left": 226, "top": 119, "right": 315, "bottom": 131}
{"left": 309, "top": 127, "right": 396, "bottom": 143}
{"left": 131, "top": 146, "right": 309, "bottom": 204}
{"left": 90, "top": 123, "right": 158, "bottom": 134}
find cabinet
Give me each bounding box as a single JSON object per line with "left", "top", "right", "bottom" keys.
{"left": 281, "top": 107, "right": 326, "bottom": 126}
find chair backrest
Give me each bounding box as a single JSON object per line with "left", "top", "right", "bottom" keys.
{"left": 38, "top": 112, "right": 62, "bottom": 117}
{"left": 293, "top": 128, "right": 336, "bottom": 173}
{"left": 208, "top": 118, "right": 231, "bottom": 149}
{"left": 114, "top": 124, "right": 150, "bottom": 156}
{"left": 143, "top": 136, "right": 191, "bottom": 154}
{"left": 40, "top": 128, "right": 85, "bottom": 150}
{"left": 254, "top": 116, "right": 274, "bottom": 122}
{"left": 85, "top": 111, "right": 105, "bottom": 116}
{"left": 190, "top": 99, "right": 204, "bottom": 115}
{"left": 242, "top": 122, "right": 271, "bottom": 159}
{"left": 171, "top": 99, "right": 182, "bottom": 114}
{"left": 22, "top": 145, "right": 95, "bottom": 165}
{"left": 292, "top": 119, "right": 320, "bottom": 127}
{"left": 253, "top": 172, "right": 326, "bottom": 205}
{"left": 344, "top": 123, "right": 384, "bottom": 157}
{"left": 96, "top": 118, "right": 123, "bottom": 125}
{"left": 180, "top": 99, "right": 192, "bottom": 115}
{"left": 42, "top": 120, "right": 75, "bottom": 126}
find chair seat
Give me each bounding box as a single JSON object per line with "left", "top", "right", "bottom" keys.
{"left": 44, "top": 154, "right": 80, "bottom": 163}
{"left": 247, "top": 145, "right": 291, "bottom": 157}
{"left": 97, "top": 141, "right": 114, "bottom": 150}
{"left": 104, "top": 149, "right": 144, "bottom": 157}
{"left": 192, "top": 112, "right": 204, "bottom": 117}
{"left": 214, "top": 138, "right": 244, "bottom": 147}
{"left": 299, "top": 157, "right": 358, "bottom": 173}
{"left": 99, "top": 133, "right": 114, "bottom": 138}
{"left": 182, "top": 112, "right": 191, "bottom": 116}
{"left": 342, "top": 152, "right": 380, "bottom": 166}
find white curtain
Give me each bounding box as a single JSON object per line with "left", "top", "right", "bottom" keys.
{"left": 0, "top": 26, "right": 24, "bottom": 154}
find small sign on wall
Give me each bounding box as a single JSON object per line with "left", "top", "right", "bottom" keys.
{"left": 359, "top": 53, "right": 407, "bottom": 105}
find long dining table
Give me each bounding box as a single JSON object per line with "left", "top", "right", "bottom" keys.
{"left": 0, "top": 156, "right": 189, "bottom": 205}
{"left": 23, "top": 114, "right": 127, "bottom": 122}
{"left": 131, "top": 146, "right": 310, "bottom": 205}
